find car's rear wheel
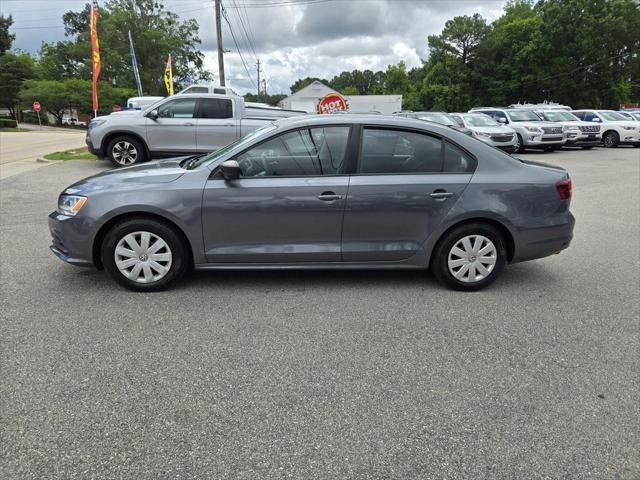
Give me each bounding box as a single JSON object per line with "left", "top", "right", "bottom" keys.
{"left": 602, "top": 131, "right": 619, "bottom": 148}
{"left": 432, "top": 223, "right": 507, "bottom": 291}
{"left": 514, "top": 134, "right": 524, "bottom": 153}
{"left": 107, "top": 136, "right": 146, "bottom": 168}
{"left": 101, "top": 218, "right": 189, "bottom": 291}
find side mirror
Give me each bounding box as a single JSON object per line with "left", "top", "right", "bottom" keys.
{"left": 591, "top": 117, "right": 601, "bottom": 122}
{"left": 497, "top": 117, "right": 507, "bottom": 123}
{"left": 221, "top": 160, "right": 241, "bottom": 180}
{"left": 146, "top": 109, "right": 159, "bottom": 120}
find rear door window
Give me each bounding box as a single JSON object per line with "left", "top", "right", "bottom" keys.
{"left": 359, "top": 128, "right": 443, "bottom": 174}
{"left": 198, "top": 98, "right": 233, "bottom": 119}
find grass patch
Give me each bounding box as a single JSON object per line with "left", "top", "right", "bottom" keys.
{"left": 44, "top": 147, "right": 97, "bottom": 161}
{"left": 0, "top": 127, "right": 31, "bottom": 132}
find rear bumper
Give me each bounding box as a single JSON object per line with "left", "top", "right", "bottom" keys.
{"left": 511, "top": 212, "right": 575, "bottom": 263}
{"left": 48, "top": 212, "right": 94, "bottom": 267}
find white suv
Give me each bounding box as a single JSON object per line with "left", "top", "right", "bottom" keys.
{"left": 572, "top": 110, "right": 640, "bottom": 148}
{"left": 536, "top": 110, "right": 602, "bottom": 149}
{"left": 469, "top": 108, "right": 566, "bottom": 153}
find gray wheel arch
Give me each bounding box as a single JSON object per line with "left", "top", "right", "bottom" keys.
{"left": 422, "top": 214, "right": 517, "bottom": 268}
{"left": 91, "top": 208, "right": 198, "bottom": 269}
{"left": 101, "top": 131, "right": 150, "bottom": 159}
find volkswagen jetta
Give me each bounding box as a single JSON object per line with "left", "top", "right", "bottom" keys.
{"left": 49, "top": 115, "right": 575, "bottom": 291}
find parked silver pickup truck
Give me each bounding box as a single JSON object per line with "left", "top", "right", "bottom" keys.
{"left": 87, "top": 94, "right": 305, "bottom": 167}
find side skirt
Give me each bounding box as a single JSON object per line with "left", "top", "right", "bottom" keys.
{"left": 194, "top": 262, "right": 426, "bottom": 271}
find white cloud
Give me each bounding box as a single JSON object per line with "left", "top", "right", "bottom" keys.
{"left": 4, "top": 0, "right": 508, "bottom": 95}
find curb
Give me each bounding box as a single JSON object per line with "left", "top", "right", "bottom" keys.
{"left": 36, "top": 157, "right": 60, "bottom": 164}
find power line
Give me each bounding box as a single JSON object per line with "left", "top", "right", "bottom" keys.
{"left": 221, "top": 3, "right": 257, "bottom": 90}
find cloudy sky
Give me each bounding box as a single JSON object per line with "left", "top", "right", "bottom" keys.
{"left": 2, "top": 0, "right": 507, "bottom": 94}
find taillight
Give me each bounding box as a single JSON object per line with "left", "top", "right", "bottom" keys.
{"left": 556, "top": 178, "right": 572, "bottom": 200}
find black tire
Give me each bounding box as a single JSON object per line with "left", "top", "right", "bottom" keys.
{"left": 581, "top": 146, "right": 594, "bottom": 150}
{"left": 101, "top": 217, "right": 190, "bottom": 292}
{"left": 431, "top": 223, "right": 507, "bottom": 291}
{"left": 602, "top": 131, "right": 619, "bottom": 148}
{"left": 514, "top": 133, "right": 525, "bottom": 153}
{"left": 106, "top": 135, "right": 146, "bottom": 168}
{"left": 542, "top": 146, "right": 554, "bottom": 152}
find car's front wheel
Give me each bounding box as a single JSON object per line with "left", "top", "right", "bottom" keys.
{"left": 107, "top": 136, "right": 146, "bottom": 168}
{"left": 432, "top": 223, "right": 507, "bottom": 291}
{"left": 101, "top": 218, "right": 190, "bottom": 291}
{"left": 602, "top": 131, "right": 619, "bottom": 148}
{"left": 514, "top": 134, "right": 524, "bottom": 153}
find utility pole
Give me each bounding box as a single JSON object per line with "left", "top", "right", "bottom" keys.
{"left": 256, "top": 59, "right": 262, "bottom": 101}
{"left": 262, "top": 79, "right": 267, "bottom": 99}
{"left": 215, "top": 0, "right": 225, "bottom": 86}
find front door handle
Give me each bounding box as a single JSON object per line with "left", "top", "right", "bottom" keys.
{"left": 430, "top": 190, "right": 454, "bottom": 199}
{"left": 182, "top": 122, "right": 195, "bottom": 126}
{"left": 223, "top": 123, "right": 234, "bottom": 127}
{"left": 317, "top": 192, "right": 343, "bottom": 201}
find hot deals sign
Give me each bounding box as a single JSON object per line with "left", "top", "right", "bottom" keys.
{"left": 317, "top": 92, "right": 348, "bottom": 114}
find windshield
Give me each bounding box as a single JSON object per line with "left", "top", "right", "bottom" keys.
{"left": 416, "top": 113, "right": 455, "bottom": 126}
{"left": 599, "top": 111, "right": 628, "bottom": 121}
{"left": 191, "top": 124, "right": 277, "bottom": 169}
{"left": 542, "top": 111, "right": 580, "bottom": 122}
{"left": 507, "top": 110, "right": 542, "bottom": 122}
{"left": 464, "top": 115, "right": 500, "bottom": 127}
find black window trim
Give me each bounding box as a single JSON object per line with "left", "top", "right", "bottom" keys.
{"left": 210, "top": 123, "right": 356, "bottom": 179}
{"left": 352, "top": 124, "right": 477, "bottom": 176}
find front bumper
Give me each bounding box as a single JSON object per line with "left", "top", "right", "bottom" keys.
{"left": 85, "top": 132, "right": 103, "bottom": 157}
{"left": 522, "top": 134, "right": 566, "bottom": 147}
{"left": 565, "top": 132, "right": 602, "bottom": 146}
{"left": 48, "top": 212, "right": 95, "bottom": 267}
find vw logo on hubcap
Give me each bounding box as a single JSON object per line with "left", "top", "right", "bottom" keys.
{"left": 139, "top": 253, "right": 148, "bottom": 261}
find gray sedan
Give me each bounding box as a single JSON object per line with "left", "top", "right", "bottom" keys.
{"left": 49, "top": 115, "right": 575, "bottom": 291}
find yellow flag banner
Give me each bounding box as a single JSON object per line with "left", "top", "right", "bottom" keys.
{"left": 164, "top": 54, "right": 174, "bottom": 96}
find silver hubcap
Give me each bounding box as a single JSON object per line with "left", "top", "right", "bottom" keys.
{"left": 114, "top": 231, "right": 172, "bottom": 284}
{"left": 448, "top": 235, "right": 497, "bottom": 283}
{"left": 112, "top": 141, "right": 138, "bottom": 165}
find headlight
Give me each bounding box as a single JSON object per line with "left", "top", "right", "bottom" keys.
{"left": 473, "top": 131, "right": 491, "bottom": 138}
{"left": 622, "top": 126, "right": 636, "bottom": 131}
{"left": 563, "top": 126, "right": 580, "bottom": 132}
{"left": 89, "top": 119, "right": 106, "bottom": 130}
{"left": 58, "top": 195, "right": 87, "bottom": 216}
{"left": 525, "top": 126, "right": 543, "bottom": 133}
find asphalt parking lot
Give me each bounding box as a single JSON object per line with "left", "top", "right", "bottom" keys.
{"left": 1, "top": 147, "right": 639, "bottom": 479}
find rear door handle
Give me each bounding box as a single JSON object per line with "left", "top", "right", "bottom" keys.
{"left": 182, "top": 122, "right": 195, "bottom": 126}
{"left": 223, "top": 123, "right": 234, "bottom": 127}
{"left": 317, "top": 192, "right": 343, "bottom": 201}
{"left": 430, "top": 190, "right": 454, "bottom": 199}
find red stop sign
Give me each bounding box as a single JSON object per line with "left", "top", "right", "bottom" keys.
{"left": 33, "top": 101, "right": 41, "bottom": 112}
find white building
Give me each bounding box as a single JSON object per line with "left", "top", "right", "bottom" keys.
{"left": 278, "top": 80, "right": 402, "bottom": 115}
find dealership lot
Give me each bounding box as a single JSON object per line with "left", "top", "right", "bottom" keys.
{"left": 1, "top": 148, "right": 638, "bottom": 478}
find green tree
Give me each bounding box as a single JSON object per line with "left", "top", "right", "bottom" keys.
{"left": 0, "top": 52, "right": 36, "bottom": 117}
{"left": 19, "top": 79, "right": 134, "bottom": 123}
{"left": 38, "top": 0, "right": 210, "bottom": 95}
{"left": 243, "top": 92, "right": 287, "bottom": 106}
{"left": 0, "top": 14, "right": 15, "bottom": 54}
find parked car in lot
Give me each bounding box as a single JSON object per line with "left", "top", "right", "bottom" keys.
{"left": 571, "top": 110, "right": 640, "bottom": 148}
{"left": 468, "top": 107, "right": 566, "bottom": 153}
{"left": 617, "top": 111, "right": 640, "bottom": 122}
{"left": 395, "top": 111, "right": 473, "bottom": 136}
{"left": 86, "top": 94, "right": 305, "bottom": 167}
{"left": 535, "top": 110, "right": 602, "bottom": 149}
{"left": 50, "top": 115, "right": 575, "bottom": 292}
{"left": 450, "top": 113, "right": 517, "bottom": 153}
